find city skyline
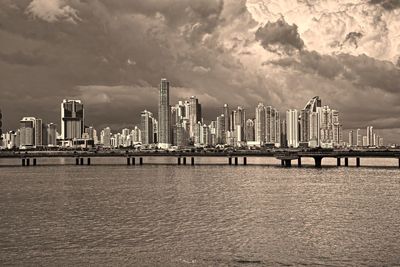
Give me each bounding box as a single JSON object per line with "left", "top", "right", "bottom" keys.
{"left": 0, "top": 79, "right": 387, "bottom": 149}
{"left": 0, "top": 1, "right": 399, "bottom": 142}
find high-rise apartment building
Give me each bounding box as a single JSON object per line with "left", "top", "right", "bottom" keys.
{"left": 61, "top": 99, "right": 84, "bottom": 140}
{"left": 302, "top": 96, "right": 322, "bottom": 147}
{"left": 348, "top": 130, "right": 354, "bottom": 147}
{"left": 309, "top": 112, "right": 319, "bottom": 148}
{"left": 299, "top": 109, "right": 310, "bottom": 145}
{"left": 356, "top": 128, "right": 362, "bottom": 147}
{"left": 47, "top": 123, "right": 57, "bottom": 146}
{"left": 286, "top": 109, "right": 299, "bottom": 148}
{"left": 223, "top": 104, "right": 230, "bottom": 142}
{"left": 318, "top": 106, "right": 335, "bottom": 148}
{"left": 245, "top": 119, "right": 255, "bottom": 142}
{"left": 366, "top": 126, "right": 373, "bottom": 147}
{"left": 188, "top": 96, "right": 202, "bottom": 138}
{"left": 101, "top": 127, "right": 111, "bottom": 147}
{"left": 34, "top": 118, "right": 43, "bottom": 147}
{"left": 216, "top": 114, "right": 225, "bottom": 145}
{"left": 255, "top": 103, "right": 266, "bottom": 145}
{"left": 19, "top": 117, "right": 36, "bottom": 148}
{"left": 158, "top": 78, "right": 171, "bottom": 148}
{"left": 266, "top": 106, "right": 280, "bottom": 146}
{"left": 234, "top": 106, "right": 246, "bottom": 143}
{"left": 141, "top": 110, "right": 154, "bottom": 145}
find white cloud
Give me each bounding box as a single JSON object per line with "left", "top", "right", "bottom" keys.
{"left": 26, "top": 0, "right": 80, "bottom": 24}
{"left": 246, "top": 0, "right": 400, "bottom": 63}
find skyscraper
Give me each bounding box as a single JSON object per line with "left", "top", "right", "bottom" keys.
{"left": 266, "top": 106, "right": 280, "bottom": 146}
{"left": 158, "top": 78, "right": 171, "bottom": 148}
{"left": 366, "top": 126, "right": 373, "bottom": 147}
{"left": 286, "top": 109, "right": 299, "bottom": 148}
{"left": 356, "top": 128, "right": 362, "bottom": 147}
{"left": 309, "top": 112, "right": 319, "bottom": 148}
{"left": 299, "top": 109, "right": 310, "bottom": 145}
{"left": 34, "top": 118, "right": 43, "bottom": 147}
{"left": 303, "top": 96, "right": 322, "bottom": 147}
{"left": 19, "top": 117, "right": 36, "bottom": 148}
{"left": 348, "top": 130, "right": 354, "bottom": 147}
{"left": 101, "top": 127, "right": 111, "bottom": 147}
{"left": 189, "top": 96, "right": 202, "bottom": 138}
{"left": 47, "top": 123, "right": 58, "bottom": 146}
{"left": 255, "top": 103, "right": 266, "bottom": 145}
{"left": 245, "top": 119, "right": 255, "bottom": 142}
{"left": 61, "top": 99, "right": 84, "bottom": 140}
{"left": 216, "top": 114, "right": 225, "bottom": 144}
{"left": 233, "top": 106, "right": 246, "bottom": 144}
{"left": 141, "top": 110, "right": 154, "bottom": 145}
{"left": 318, "top": 106, "right": 334, "bottom": 148}
{"left": 223, "top": 104, "right": 230, "bottom": 142}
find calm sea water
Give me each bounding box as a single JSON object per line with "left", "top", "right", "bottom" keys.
{"left": 0, "top": 157, "right": 400, "bottom": 266}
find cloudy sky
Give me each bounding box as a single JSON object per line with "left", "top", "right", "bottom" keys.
{"left": 0, "top": 0, "right": 399, "bottom": 142}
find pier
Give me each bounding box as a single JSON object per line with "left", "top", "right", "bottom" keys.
{"left": 1, "top": 149, "right": 400, "bottom": 168}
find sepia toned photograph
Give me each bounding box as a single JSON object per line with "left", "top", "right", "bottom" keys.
{"left": 0, "top": 0, "right": 400, "bottom": 266}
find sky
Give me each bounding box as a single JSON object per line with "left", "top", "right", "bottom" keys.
{"left": 0, "top": 0, "right": 399, "bottom": 142}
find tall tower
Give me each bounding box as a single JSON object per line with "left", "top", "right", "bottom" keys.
{"left": 356, "top": 128, "right": 362, "bottom": 147}
{"left": 61, "top": 100, "right": 84, "bottom": 140}
{"left": 141, "top": 110, "right": 154, "bottom": 145}
{"left": 366, "top": 126, "right": 374, "bottom": 146}
{"left": 255, "top": 103, "right": 266, "bottom": 145}
{"left": 19, "top": 117, "right": 36, "bottom": 148}
{"left": 158, "top": 78, "right": 171, "bottom": 148}
{"left": 286, "top": 109, "right": 299, "bottom": 148}
{"left": 189, "top": 96, "right": 201, "bottom": 138}
{"left": 223, "top": 104, "right": 230, "bottom": 138}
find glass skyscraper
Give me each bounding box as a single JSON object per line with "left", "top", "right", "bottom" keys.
{"left": 158, "top": 78, "right": 171, "bottom": 147}
{"left": 61, "top": 99, "right": 84, "bottom": 140}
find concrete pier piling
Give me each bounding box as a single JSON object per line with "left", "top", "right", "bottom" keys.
{"left": 284, "top": 160, "right": 292, "bottom": 167}
{"left": 314, "top": 157, "right": 322, "bottom": 168}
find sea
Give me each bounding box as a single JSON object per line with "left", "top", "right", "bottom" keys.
{"left": 0, "top": 157, "right": 399, "bottom": 266}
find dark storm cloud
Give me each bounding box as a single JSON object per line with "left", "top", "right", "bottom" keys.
{"left": 255, "top": 18, "right": 304, "bottom": 54}
{"left": 369, "top": 0, "right": 400, "bottom": 10}
{"left": 343, "top": 32, "right": 363, "bottom": 48}
{"left": 0, "top": 50, "right": 50, "bottom": 66}
{"left": 266, "top": 51, "right": 400, "bottom": 93}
